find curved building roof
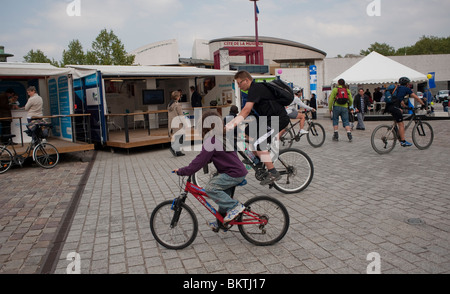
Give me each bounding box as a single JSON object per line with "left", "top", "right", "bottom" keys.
{"left": 209, "top": 36, "right": 327, "bottom": 57}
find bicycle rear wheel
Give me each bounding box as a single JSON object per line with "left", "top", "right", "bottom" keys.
{"left": 0, "top": 147, "right": 13, "bottom": 174}
{"left": 412, "top": 121, "right": 434, "bottom": 150}
{"left": 273, "top": 148, "right": 314, "bottom": 194}
{"left": 33, "top": 143, "right": 59, "bottom": 169}
{"left": 238, "top": 196, "right": 289, "bottom": 246}
{"left": 307, "top": 122, "right": 326, "bottom": 148}
{"left": 150, "top": 200, "right": 198, "bottom": 250}
{"left": 371, "top": 125, "right": 397, "bottom": 154}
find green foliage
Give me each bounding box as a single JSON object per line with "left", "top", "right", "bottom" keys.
{"left": 23, "top": 49, "right": 59, "bottom": 67}
{"left": 24, "top": 29, "right": 135, "bottom": 67}
{"left": 361, "top": 36, "right": 450, "bottom": 57}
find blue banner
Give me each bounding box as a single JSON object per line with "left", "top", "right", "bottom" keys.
{"left": 309, "top": 65, "right": 317, "bottom": 94}
{"left": 58, "top": 76, "right": 72, "bottom": 140}
{"left": 428, "top": 72, "right": 436, "bottom": 89}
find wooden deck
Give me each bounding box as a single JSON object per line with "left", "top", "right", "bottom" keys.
{"left": 5, "top": 138, "right": 94, "bottom": 158}
{"left": 106, "top": 127, "right": 202, "bottom": 149}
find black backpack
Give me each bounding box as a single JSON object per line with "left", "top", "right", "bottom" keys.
{"left": 262, "top": 79, "right": 294, "bottom": 106}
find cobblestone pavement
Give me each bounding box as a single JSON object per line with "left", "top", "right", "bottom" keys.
{"left": 1, "top": 118, "right": 449, "bottom": 274}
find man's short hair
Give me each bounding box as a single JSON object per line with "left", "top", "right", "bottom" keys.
{"left": 234, "top": 70, "right": 253, "bottom": 81}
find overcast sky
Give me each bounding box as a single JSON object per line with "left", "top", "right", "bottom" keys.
{"left": 1, "top": 0, "right": 450, "bottom": 63}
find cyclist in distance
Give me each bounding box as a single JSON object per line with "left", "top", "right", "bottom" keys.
{"left": 174, "top": 111, "right": 248, "bottom": 228}
{"left": 286, "top": 88, "right": 316, "bottom": 135}
{"left": 386, "top": 77, "right": 425, "bottom": 147}
{"left": 226, "top": 70, "right": 290, "bottom": 185}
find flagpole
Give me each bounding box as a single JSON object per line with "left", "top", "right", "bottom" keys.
{"left": 250, "top": 0, "right": 259, "bottom": 47}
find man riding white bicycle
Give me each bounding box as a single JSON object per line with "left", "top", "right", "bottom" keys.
{"left": 385, "top": 77, "right": 425, "bottom": 147}
{"left": 286, "top": 88, "right": 316, "bottom": 136}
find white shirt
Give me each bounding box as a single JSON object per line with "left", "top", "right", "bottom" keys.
{"left": 286, "top": 96, "right": 313, "bottom": 114}
{"left": 25, "top": 94, "right": 43, "bottom": 118}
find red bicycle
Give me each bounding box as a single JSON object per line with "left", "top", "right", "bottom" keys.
{"left": 150, "top": 175, "right": 290, "bottom": 250}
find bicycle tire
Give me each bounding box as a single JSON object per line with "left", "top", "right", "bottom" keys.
{"left": 273, "top": 148, "right": 314, "bottom": 194}
{"left": 192, "top": 164, "right": 217, "bottom": 188}
{"left": 0, "top": 147, "right": 13, "bottom": 174}
{"left": 307, "top": 122, "right": 326, "bottom": 148}
{"left": 150, "top": 200, "right": 198, "bottom": 250}
{"left": 412, "top": 121, "right": 434, "bottom": 150}
{"left": 33, "top": 143, "right": 59, "bottom": 169}
{"left": 279, "top": 129, "right": 294, "bottom": 150}
{"left": 238, "top": 196, "right": 289, "bottom": 246}
{"left": 371, "top": 125, "right": 397, "bottom": 154}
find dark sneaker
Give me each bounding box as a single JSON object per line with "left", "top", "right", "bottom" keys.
{"left": 332, "top": 132, "right": 339, "bottom": 141}
{"left": 347, "top": 132, "right": 353, "bottom": 142}
{"left": 401, "top": 140, "right": 413, "bottom": 147}
{"left": 260, "top": 170, "right": 282, "bottom": 185}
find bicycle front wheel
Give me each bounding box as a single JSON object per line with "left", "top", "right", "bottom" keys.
{"left": 238, "top": 196, "right": 289, "bottom": 246}
{"left": 273, "top": 148, "right": 314, "bottom": 194}
{"left": 371, "top": 125, "right": 397, "bottom": 154}
{"left": 307, "top": 122, "right": 326, "bottom": 148}
{"left": 33, "top": 143, "right": 59, "bottom": 169}
{"left": 0, "top": 147, "right": 13, "bottom": 174}
{"left": 412, "top": 121, "right": 434, "bottom": 150}
{"left": 150, "top": 200, "right": 198, "bottom": 250}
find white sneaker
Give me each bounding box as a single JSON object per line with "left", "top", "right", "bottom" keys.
{"left": 300, "top": 129, "right": 309, "bottom": 135}
{"left": 224, "top": 204, "right": 245, "bottom": 223}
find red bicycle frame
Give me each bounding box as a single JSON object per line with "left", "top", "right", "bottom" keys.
{"left": 184, "top": 180, "right": 268, "bottom": 226}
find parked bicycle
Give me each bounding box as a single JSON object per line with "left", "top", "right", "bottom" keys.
{"left": 193, "top": 143, "right": 314, "bottom": 194}
{"left": 279, "top": 110, "right": 326, "bottom": 150}
{"left": 371, "top": 107, "right": 434, "bottom": 154}
{"left": 0, "top": 122, "right": 59, "bottom": 173}
{"left": 150, "top": 175, "right": 290, "bottom": 250}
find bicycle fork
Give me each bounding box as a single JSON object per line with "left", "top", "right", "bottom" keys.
{"left": 170, "top": 193, "right": 187, "bottom": 228}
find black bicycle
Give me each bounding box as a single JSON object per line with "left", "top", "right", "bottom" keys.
{"left": 0, "top": 122, "right": 59, "bottom": 173}
{"left": 279, "top": 110, "right": 326, "bottom": 150}
{"left": 193, "top": 143, "right": 314, "bottom": 194}
{"left": 371, "top": 107, "right": 434, "bottom": 154}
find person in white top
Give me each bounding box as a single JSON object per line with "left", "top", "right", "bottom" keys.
{"left": 24, "top": 86, "right": 43, "bottom": 122}
{"left": 285, "top": 88, "right": 316, "bottom": 135}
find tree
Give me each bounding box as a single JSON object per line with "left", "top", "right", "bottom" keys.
{"left": 23, "top": 49, "right": 59, "bottom": 66}
{"left": 62, "top": 39, "right": 86, "bottom": 66}
{"left": 360, "top": 42, "right": 396, "bottom": 56}
{"left": 396, "top": 35, "right": 450, "bottom": 55}
{"left": 86, "top": 29, "right": 135, "bottom": 65}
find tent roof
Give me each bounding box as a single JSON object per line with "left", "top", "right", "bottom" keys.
{"left": 66, "top": 64, "right": 237, "bottom": 78}
{"left": 332, "top": 51, "right": 428, "bottom": 85}
{"left": 0, "top": 62, "right": 72, "bottom": 77}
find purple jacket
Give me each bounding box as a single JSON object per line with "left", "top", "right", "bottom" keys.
{"left": 177, "top": 136, "right": 248, "bottom": 179}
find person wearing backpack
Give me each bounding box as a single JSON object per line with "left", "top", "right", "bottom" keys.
{"left": 226, "top": 70, "right": 290, "bottom": 186}
{"left": 328, "top": 79, "right": 354, "bottom": 142}
{"left": 385, "top": 77, "right": 425, "bottom": 147}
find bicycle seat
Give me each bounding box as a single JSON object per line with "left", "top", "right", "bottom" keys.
{"left": 1, "top": 134, "right": 16, "bottom": 140}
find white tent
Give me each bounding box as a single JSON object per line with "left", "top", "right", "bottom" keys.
{"left": 332, "top": 51, "right": 428, "bottom": 85}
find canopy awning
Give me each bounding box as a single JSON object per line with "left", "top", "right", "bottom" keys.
{"left": 332, "top": 51, "right": 428, "bottom": 85}
{"left": 66, "top": 64, "right": 237, "bottom": 78}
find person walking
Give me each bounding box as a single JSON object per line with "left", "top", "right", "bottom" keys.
{"left": 328, "top": 79, "right": 353, "bottom": 142}
{"left": 353, "top": 88, "right": 371, "bottom": 130}
{"left": 168, "top": 90, "right": 187, "bottom": 157}
{"left": 310, "top": 93, "right": 318, "bottom": 119}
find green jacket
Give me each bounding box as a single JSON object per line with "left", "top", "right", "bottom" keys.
{"left": 328, "top": 86, "right": 353, "bottom": 111}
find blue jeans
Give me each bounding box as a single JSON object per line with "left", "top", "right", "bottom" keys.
{"left": 332, "top": 106, "right": 350, "bottom": 128}
{"left": 204, "top": 173, "right": 246, "bottom": 214}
